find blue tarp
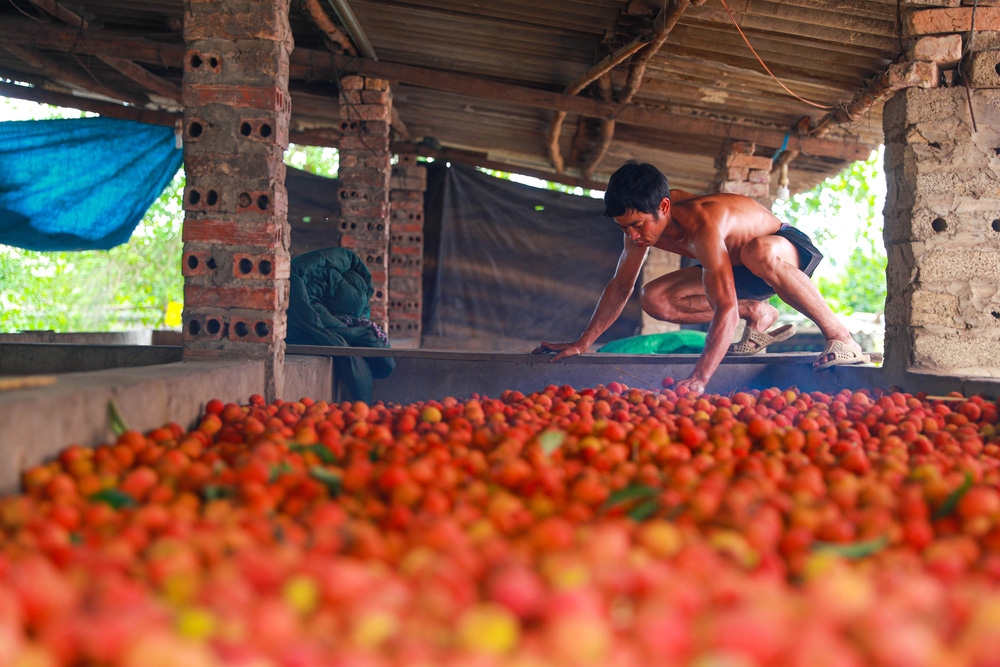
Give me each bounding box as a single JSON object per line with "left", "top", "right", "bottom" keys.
{"left": 0, "top": 117, "right": 183, "bottom": 251}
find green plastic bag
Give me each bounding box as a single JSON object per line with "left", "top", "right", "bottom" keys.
{"left": 597, "top": 331, "right": 706, "bottom": 355}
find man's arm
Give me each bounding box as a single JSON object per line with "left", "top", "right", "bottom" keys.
{"left": 536, "top": 237, "right": 646, "bottom": 361}
{"left": 680, "top": 230, "right": 740, "bottom": 393}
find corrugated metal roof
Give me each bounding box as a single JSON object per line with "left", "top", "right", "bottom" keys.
{"left": 0, "top": 0, "right": 906, "bottom": 193}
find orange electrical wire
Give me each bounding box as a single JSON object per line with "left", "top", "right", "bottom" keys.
{"left": 717, "top": 0, "right": 833, "bottom": 110}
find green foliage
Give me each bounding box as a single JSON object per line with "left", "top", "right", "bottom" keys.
{"left": 0, "top": 171, "right": 185, "bottom": 332}
{"left": 771, "top": 148, "right": 886, "bottom": 315}
{"left": 285, "top": 143, "right": 339, "bottom": 178}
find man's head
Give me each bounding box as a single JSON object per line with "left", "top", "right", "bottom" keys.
{"left": 603, "top": 161, "right": 670, "bottom": 219}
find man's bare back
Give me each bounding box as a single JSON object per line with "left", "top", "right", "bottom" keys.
{"left": 650, "top": 189, "right": 785, "bottom": 268}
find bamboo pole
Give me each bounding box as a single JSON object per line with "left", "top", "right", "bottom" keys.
{"left": 25, "top": 0, "right": 86, "bottom": 29}
{"left": 302, "top": 0, "right": 358, "bottom": 56}
{"left": 807, "top": 61, "right": 939, "bottom": 138}
{"left": 579, "top": 0, "right": 691, "bottom": 178}
{"left": 582, "top": 74, "right": 615, "bottom": 179}
{"left": 618, "top": 0, "right": 691, "bottom": 104}
{"left": 545, "top": 33, "right": 652, "bottom": 173}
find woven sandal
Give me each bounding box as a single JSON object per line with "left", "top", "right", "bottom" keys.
{"left": 812, "top": 339, "right": 872, "bottom": 372}
{"left": 728, "top": 323, "right": 797, "bottom": 355}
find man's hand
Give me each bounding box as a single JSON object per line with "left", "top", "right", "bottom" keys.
{"left": 532, "top": 341, "right": 587, "bottom": 362}
{"left": 676, "top": 376, "right": 707, "bottom": 395}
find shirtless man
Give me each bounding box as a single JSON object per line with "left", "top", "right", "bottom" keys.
{"left": 535, "top": 161, "right": 869, "bottom": 394}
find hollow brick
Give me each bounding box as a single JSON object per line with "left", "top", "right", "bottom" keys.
{"left": 338, "top": 135, "right": 389, "bottom": 152}
{"left": 364, "top": 77, "right": 390, "bottom": 91}
{"left": 185, "top": 284, "right": 286, "bottom": 311}
{"left": 341, "top": 104, "right": 391, "bottom": 123}
{"left": 232, "top": 252, "right": 291, "bottom": 280}
{"left": 183, "top": 1, "right": 293, "bottom": 44}
{"left": 184, "top": 42, "right": 290, "bottom": 87}
{"left": 724, "top": 154, "right": 773, "bottom": 170}
{"left": 905, "top": 7, "right": 1000, "bottom": 36}
{"left": 911, "top": 34, "right": 963, "bottom": 65}
{"left": 228, "top": 314, "right": 286, "bottom": 343}
{"left": 340, "top": 75, "right": 364, "bottom": 91}
{"left": 182, "top": 219, "right": 285, "bottom": 247}
{"left": 183, "top": 84, "right": 290, "bottom": 112}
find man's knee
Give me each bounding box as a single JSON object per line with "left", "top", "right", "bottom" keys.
{"left": 639, "top": 282, "right": 676, "bottom": 321}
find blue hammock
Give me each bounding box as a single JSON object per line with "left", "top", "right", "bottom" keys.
{"left": 0, "top": 117, "right": 183, "bottom": 251}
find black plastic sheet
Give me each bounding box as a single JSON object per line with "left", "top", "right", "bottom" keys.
{"left": 424, "top": 163, "right": 641, "bottom": 347}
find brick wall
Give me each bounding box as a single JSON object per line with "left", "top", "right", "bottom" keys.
{"left": 180, "top": 0, "right": 293, "bottom": 401}
{"left": 883, "top": 85, "right": 1000, "bottom": 375}
{"left": 388, "top": 153, "right": 426, "bottom": 346}
{"left": 337, "top": 76, "right": 392, "bottom": 332}
{"left": 709, "top": 140, "right": 772, "bottom": 206}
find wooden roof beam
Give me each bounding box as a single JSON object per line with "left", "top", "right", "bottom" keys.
{"left": 1, "top": 43, "right": 148, "bottom": 106}
{"left": 97, "top": 56, "right": 181, "bottom": 103}
{"left": 0, "top": 17, "right": 183, "bottom": 66}
{"left": 581, "top": 0, "right": 691, "bottom": 178}
{"left": 547, "top": 0, "right": 690, "bottom": 174}
{"left": 321, "top": 54, "right": 873, "bottom": 162}
{"left": 546, "top": 32, "right": 651, "bottom": 172}
{"left": 17, "top": 3, "right": 180, "bottom": 106}
{"left": 397, "top": 144, "right": 607, "bottom": 192}
{"left": 0, "top": 17, "right": 874, "bottom": 162}
{"left": 25, "top": 0, "right": 87, "bottom": 29}
{"left": 0, "top": 79, "right": 178, "bottom": 125}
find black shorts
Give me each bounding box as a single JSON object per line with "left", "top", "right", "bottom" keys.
{"left": 695, "top": 225, "right": 824, "bottom": 302}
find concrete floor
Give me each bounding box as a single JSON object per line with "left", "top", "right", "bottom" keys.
{"left": 2, "top": 341, "right": 999, "bottom": 494}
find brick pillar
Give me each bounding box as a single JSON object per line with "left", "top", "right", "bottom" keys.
{"left": 180, "top": 0, "right": 292, "bottom": 401}
{"left": 710, "top": 140, "right": 772, "bottom": 206}
{"left": 882, "top": 85, "right": 1000, "bottom": 375}
{"left": 337, "top": 76, "right": 392, "bottom": 333}
{"left": 388, "top": 153, "right": 426, "bottom": 347}
{"left": 640, "top": 249, "right": 682, "bottom": 334}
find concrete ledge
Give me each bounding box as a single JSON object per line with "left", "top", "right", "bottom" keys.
{"left": 0, "top": 343, "right": 183, "bottom": 376}
{"left": 0, "top": 355, "right": 334, "bottom": 494}
{"left": 0, "top": 331, "right": 155, "bottom": 345}
{"left": 0, "top": 360, "right": 262, "bottom": 493}
{"left": 285, "top": 354, "right": 333, "bottom": 403}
